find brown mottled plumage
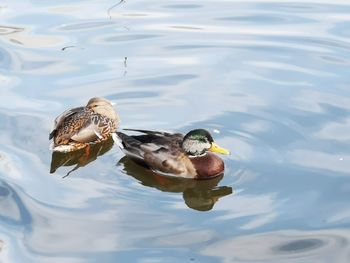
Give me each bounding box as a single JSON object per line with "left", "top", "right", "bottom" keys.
{"left": 49, "top": 97, "right": 120, "bottom": 152}
{"left": 115, "top": 129, "right": 230, "bottom": 179}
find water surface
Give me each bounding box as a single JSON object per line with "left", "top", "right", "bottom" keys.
{"left": 0, "top": 0, "right": 350, "bottom": 262}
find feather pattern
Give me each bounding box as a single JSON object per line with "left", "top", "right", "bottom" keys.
{"left": 49, "top": 98, "right": 120, "bottom": 152}
{"left": 117, "top": 129, "right": 225, "bottom": 179}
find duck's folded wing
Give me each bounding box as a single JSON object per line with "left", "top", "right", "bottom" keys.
{"left": 117, "top": 131, "right": 195, "bottom": 176}
{"left": 116, "top": 131, "right": 145, "bottom": 159}
{"left": 123, "top": 128, "right": 183, "bottom": 147}
{"left": 123, "top": 128, "right": 172, "bottom": 136}
{"left": 71, "top": 114, "right": 115, "bottom": 143}
{"left": 49, "top": 107, "right": 84, "bottom": 140}
{"left": 52, "top": 110, "right": 107, "bottom": 144}
{"left": 143, "top": 148, "right": 192, "bottom": 175}
{"left": 70, "top": 123, "right": 102, "bottom": 143}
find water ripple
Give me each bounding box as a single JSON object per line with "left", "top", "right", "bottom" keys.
{"left": 201, "top": 229, "right": 350, "bottom": 262}
{"left": 0, "top": 180, "right": 31, "bottom": 227}
{"left": 102, "top": 33, "right": 160, "bottom": 43}
{"left": 0, "top": 0, "right": 350, "bottom": 262}
{"left": 162, "top": 4, "right": 202, "bottom": 9}
{"left": 57, "top": 20, "right": 117, "bottom": 31}
{"left": 0, "top": 25, "right": 24, "bottom": 35}
{"left": 132, "top": 74, "right": 197, "bottom": 86}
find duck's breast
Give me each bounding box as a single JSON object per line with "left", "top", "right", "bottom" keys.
{"left": 190, "top": 153, "right": 225, "bottom": 179}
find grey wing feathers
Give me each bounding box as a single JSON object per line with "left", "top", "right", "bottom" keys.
{"left": 117, "top": 130, "right": 190, "bottom": 175}
{"left": 116, "top": 131, "right": 142, "bottom": 149}
{"left": 123, "top": 128, "right": 183, "bottom": 146}
{"left": 117, "top": 131, "right": 168, "bottom": 163}
{"left": 123, "top": 128, "right": 173, "bottom": 137}
{"left": 116, "top": 131, "right": 147, "bottom": 162}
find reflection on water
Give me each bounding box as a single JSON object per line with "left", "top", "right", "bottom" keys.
{"left": 276, "top": 238, "right": 323, "bottom": 252}
{"left": 50, "top": 137, "right": 114, "bottom": 176}
{"left": 118, "top": 157, "right": 233, "bottom": 211}
{"left": 201, "top": 229, "right": 350, "bottom": 262}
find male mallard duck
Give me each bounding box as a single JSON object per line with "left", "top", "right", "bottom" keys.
{"left": 116, "top": 128, "right": 230, "bottom": 179}
{"left": 49, "top": 97, "right": 120, "bottom": 152}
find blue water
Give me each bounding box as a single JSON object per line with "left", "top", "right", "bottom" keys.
{"left": 0, "top": 0, "right": 350, "bottom": 262}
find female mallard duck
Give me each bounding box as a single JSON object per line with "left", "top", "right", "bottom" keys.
{"left": 49, "top": 97, "right": 120, "bottom": 152}
{"left": 116, "top": 128, "right": 230, "bottom": 179}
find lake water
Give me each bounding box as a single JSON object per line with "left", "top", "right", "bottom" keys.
{"left": 0, "top": 0, "right": 350, "bottom": 262}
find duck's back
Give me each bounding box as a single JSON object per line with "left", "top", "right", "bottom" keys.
{"left": 117, "top": 130, "right": 201, "bottom": 178}
{"left": 51, "top": 107, "right": 91, "bottom": 145}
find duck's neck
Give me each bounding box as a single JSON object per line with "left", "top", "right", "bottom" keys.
{"left": 188, "top": 152, "right": 207, "bottom": 158}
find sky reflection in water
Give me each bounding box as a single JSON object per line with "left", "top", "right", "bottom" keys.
{"left": 0, "top": 0, "right": 350, "bottom": 262}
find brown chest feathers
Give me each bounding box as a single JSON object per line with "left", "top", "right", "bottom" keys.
{"left": 190, "top": 153, "right": 225, "bottom": 179}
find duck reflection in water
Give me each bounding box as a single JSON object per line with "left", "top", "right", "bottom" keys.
{"left": 50, "top": 137, "right": 114, "bottom": 177}
{"left": 118, "top": 157, "right": 233, "bottom": 211}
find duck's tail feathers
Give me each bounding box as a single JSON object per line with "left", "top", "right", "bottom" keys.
{"left": 49, "top": 130, "right": 56, "bottom": 140}
{"left": 116, "top": 131, "right": 145, "bottom": 161}
{"left": 112, "top": 133, "right": 124, "bottom": 149}
{"left": 116, "top": 131, "right": 142, "bottom": 149}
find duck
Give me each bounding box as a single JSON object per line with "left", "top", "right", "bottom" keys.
{"left": 115, "top": 128, "right": 230, "bottom": 179}
{"left": 49, "top": 97, "right": 120, "bottom": 152}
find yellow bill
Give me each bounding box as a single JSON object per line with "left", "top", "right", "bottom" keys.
{"left": 209, "top": 142, "right": 230, "bottom": 155}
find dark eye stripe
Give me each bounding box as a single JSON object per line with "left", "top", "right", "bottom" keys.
{"left": 191, "top": 135, "right": 207, "bottom": 142}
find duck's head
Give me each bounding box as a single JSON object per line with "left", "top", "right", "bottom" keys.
{"left": 86, "top": 97, "right": 119, "bottom": 120}
{"left": 182, "top": 129, "right": 230, "bottom": 157}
